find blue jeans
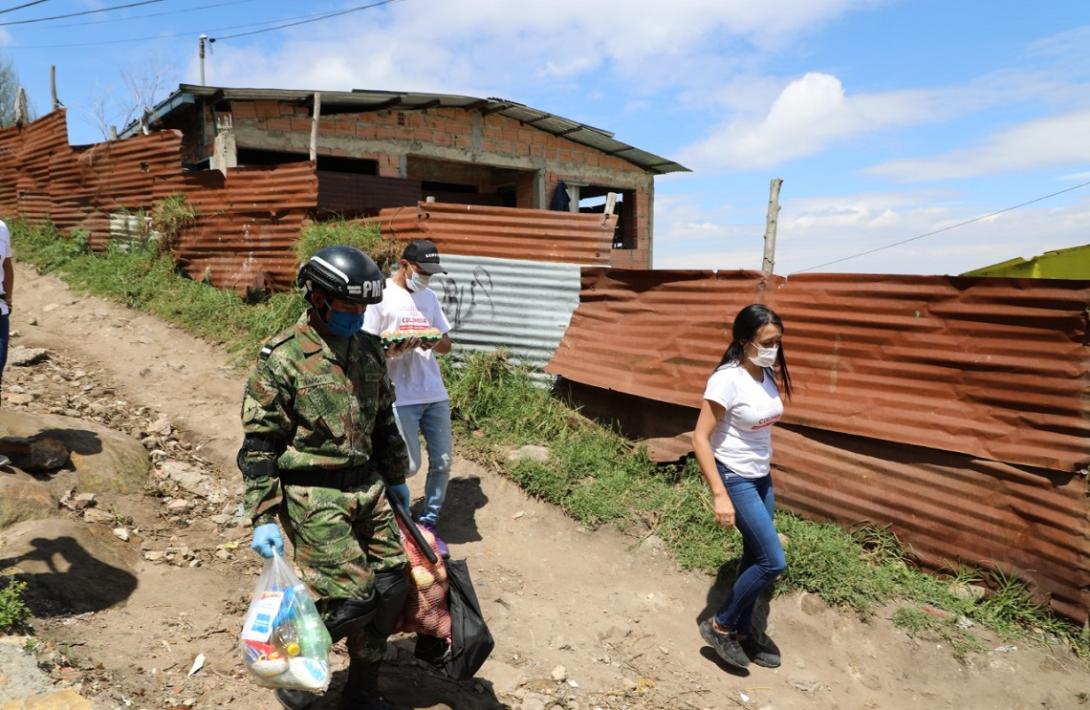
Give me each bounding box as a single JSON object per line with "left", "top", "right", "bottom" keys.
{"left": 393, "top": 400, "right": 453, "bottom": 527}
{"left": 0, "top": 313, "right": 8, "bottom": 390}
{"left": 714, "top": 462, "right": 786, "bottom": 633}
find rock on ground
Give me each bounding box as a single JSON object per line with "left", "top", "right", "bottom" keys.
{"left": 0, "top": 471, "right": 56, "bottom": 529}
{"left": 0, "top": 411, "right": 149, "bottom": 494}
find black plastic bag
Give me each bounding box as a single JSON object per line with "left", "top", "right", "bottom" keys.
{"left": 415, "top": 559, "right": 494, "bottom": 679}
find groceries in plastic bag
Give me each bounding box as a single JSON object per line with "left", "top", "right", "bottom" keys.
{"left": 395, "top": 518, "right": 451, "bottom": 641}
{"left": 240, "top": 552, "right": 332, "bottom": 691}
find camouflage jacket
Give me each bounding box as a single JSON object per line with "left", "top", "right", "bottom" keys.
{"left": 240, "top": 312, "right": 409, "bottom": 526}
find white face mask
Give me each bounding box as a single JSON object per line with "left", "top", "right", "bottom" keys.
{"left": 407, "top": 269, "right": 432, "bottom": 292}
{"left": 748, "top": 345, "right": 778, "bottom": 368}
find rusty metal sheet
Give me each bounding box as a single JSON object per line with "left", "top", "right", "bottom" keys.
{"left": 560, "top": 381, "right": 1090, "bottom": 622}
{"left": 0, "top": 110, "right": 319, "bottom": 292}
{"left": 547, "top": 269, "right": 1090, "bottom": 474}
{"left": 773, "top": 424, "right": 1090, "bottom": 623}
{"left": 379, "top": 202, "right": 617, "bottom": 265}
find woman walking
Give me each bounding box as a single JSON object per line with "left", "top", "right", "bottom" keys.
{"left": 693, "top": 303, "right": 792, "bottom": 670}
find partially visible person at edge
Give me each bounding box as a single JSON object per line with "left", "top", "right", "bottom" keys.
{"left": 0, "top": 218, "right": 13, "bottom": 405}
{"left": 692, "top": 303, "right": 792, "bottom": 671}
{"left": 238, "top": 246, "right": 412, "bottom": 710}
{"left": 362, "top": 239, "right": 454, "bottom": 558}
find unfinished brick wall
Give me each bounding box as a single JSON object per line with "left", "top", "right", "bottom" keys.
{"left": 216, "top": 100, "right": 656, "bottom": 267}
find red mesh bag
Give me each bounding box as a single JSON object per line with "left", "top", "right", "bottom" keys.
{"left": 395, "top": 519, "right": 451, "bottom": 641}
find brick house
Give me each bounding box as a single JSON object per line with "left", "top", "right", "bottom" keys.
{"left": 126, "top": 85, "right": 687, "bottom": 268}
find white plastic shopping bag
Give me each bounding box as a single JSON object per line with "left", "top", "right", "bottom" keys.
{"left": 240, "top": 553, "right": 332, "bottom": 691}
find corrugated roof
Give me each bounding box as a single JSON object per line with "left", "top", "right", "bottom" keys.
{"left": 124, "top": 84, "right": 689, "bottom": 175}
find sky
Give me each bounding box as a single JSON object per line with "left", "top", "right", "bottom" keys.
{"left": 2, "top": 0, "right": 1089, "bottom": 275}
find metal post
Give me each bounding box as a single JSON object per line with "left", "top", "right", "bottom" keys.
{"left": 50, "top": 65, "right": 58, "bottom": 109}
{"left": 309, "top": 92, "right": 322, "bottom": 162}
{"left": 199, "top": 35, "right": 207, "bottom": 85}
{"left": 761, "top": 178, "right": 783, "bottom": 274}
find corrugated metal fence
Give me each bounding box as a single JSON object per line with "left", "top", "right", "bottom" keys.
{"left": 0, "top": 109, "right": 318, "bottom": 292}
{"left": 429, "top": 254, "right": 582, "bottom": 370}
{"left": 379, "top": 202, "right": 617, "bottom": 264}
{"left": 547, "top": 268, "right": 1090, "bottom": 622}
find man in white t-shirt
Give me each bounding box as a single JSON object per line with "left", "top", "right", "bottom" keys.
{"left": 363, "top": 239, "right": 453, "bottom": 557}
{"left": 0, "top": 219, "right": 13, "bottom": 404}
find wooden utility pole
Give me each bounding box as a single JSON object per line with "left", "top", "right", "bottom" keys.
{"left": 603, "top": 191, "right": 617, "bottom": 218}
{"left": 761, "top": 178, "right": 783, "bottom": 274}
{"left": 50, "top": 65, "right": 59, "bottom": 109}
{"left": 14, "top": 88, "right": 27, "bottom": 125}
{"left": 309, "top": 92, "right": 322, "bottom": 162}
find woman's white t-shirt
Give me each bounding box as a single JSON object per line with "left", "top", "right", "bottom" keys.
{"left": 703, "top": 363, "right": 783, "bottom": 478}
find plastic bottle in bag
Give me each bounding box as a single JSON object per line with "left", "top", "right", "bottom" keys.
{"left": 240, "top": 553, "right": 331, "bottom": 691}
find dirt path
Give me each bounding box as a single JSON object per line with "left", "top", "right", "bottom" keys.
{"left": 10, "top": 263, "right": 1090, "bottom": 710}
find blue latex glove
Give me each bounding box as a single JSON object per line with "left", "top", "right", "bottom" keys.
{"left": 251, "top": 523, "right": 284, "bottom": 558}
{"left": 388, "top": 483, "right": 411, "bottom": 510}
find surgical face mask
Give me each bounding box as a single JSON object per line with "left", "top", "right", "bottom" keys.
{"left": 325, "top": 308, "right": 364, "bottom": 337}
{"left": 407, "top": 269, "right": 432, "bottom": 292}
{"left": 748, "top": 344, "right": 778, "bottom": 368}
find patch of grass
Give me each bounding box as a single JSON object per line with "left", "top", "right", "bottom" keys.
{"left": 892, "top": 605, "right": 986, "bottom": 660}
{"left": 110, "top": 508, "right": 134, "bottom": 527}
{"left": 295, "top": 219, "right": 402, "bottom": 272}
{"left": 0, "top": 576, "right": 31, "bottom": 632}
{"left": 150, "top": 194, "right": 197, "bottom": 253}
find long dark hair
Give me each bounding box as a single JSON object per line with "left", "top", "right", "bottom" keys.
{"left": 716, "top": 303, "right": 792, "bottom": 398}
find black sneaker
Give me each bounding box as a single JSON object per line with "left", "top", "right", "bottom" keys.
{"left": 275, "top": 688, "right": 319, "bottom": 710}
{"left": 741, "top": 629, "right": 781, "bottom": 668}
{"left": 699, "top": 618, "right": 749, "bottom": 670}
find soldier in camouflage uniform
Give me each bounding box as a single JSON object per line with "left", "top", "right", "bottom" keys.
{"left": 239, "top": 246, "right": 413, "bottom": 710}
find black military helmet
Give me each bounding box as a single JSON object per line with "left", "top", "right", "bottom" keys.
{"left": 297, "top": 246, "right": 384, "bottom": 305}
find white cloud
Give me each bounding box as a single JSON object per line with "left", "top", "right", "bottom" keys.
{"left": 677, "top": 72, "right": 958, "bottom": 171}
{"left": 197, "top": 0, "right": 872, "bottom": 98}
{"left": 868, "top": 109, "right": 1090, "bottom": 181}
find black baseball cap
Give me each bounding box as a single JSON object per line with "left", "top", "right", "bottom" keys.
{"left": 401, "top": 239, "right": 447, "bottom": 274}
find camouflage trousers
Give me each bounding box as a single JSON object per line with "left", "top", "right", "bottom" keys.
{"left": 280, "top": 475, "right": 408, "bottom": 662}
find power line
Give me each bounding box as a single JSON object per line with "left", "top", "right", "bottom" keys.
{"left": 0, "top": 1, "right": 49, "bottom": 16}
{"left": 2, "top": 2, "right": 401, "bottom": 48}
{"left": 792, "top": 179, "right": 1090, "bottom": 274}
{"left": 0, "top": 0, "right": 164, "bottom": 27}
{"left": 37, "top": 0, "right": 260, "bottom": 29}
{"left": 209, "top": 0, "right": 399, "bottom": 41}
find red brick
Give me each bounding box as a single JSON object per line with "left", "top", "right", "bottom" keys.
{"left": 267, "top": 117, "right": 292, "bottom": 131}
{"left": 231, "top": 102, "right": 256, "bottom": 119}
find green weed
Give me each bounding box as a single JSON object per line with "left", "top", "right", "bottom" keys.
{"left": 0, "top": 576, "right": 30, "bottom": 632}
{"left": 150, "top": 194, "right": 198, "bottom": 253}
{"left": 295, "top": 219, "right": 401, "bottom": 272}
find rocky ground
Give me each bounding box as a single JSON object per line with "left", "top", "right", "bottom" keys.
{"left": 1, "top": 264, "right": 1088, "bottom": 710}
